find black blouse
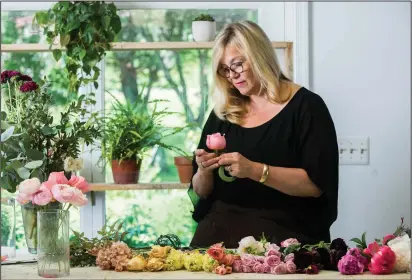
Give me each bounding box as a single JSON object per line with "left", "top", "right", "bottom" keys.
{"left": 188, "top": 87, "right": 339, "bottom": 242}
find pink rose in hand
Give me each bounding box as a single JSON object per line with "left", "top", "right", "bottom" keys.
{"left": 206, "top": 133, "right": 226, "bottom": 151}
{"left": 18, "top": 178, "right": 41, "bottom": 195}
{"left": 69, "top": 188, "right": 88, "bottom": 207}
{"left": 51, "top": 184, "right": 75, "bottom": 203}
{"left": 68, "top": 175, "right": 90, "bottom": 193}
{"left": 43, "top": 172, "right": 69, "bottom": 190}
{"left": 32, "top": 185, "right": 53, "bottom": 206}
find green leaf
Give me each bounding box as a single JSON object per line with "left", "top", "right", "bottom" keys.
{"left": 24, "top": 160, "right": 43, "bottom": 169}
{"left": 16, "top": 167, "right": 30, "bottom": 179}
{"left": 93, "top": 82, "right": 98, "bottom": 89}
{"left": 350, "top": 238, "right": 362, "bottom": 244}
{"left": 66, "top": 20, "right": 80, "bottom": 32}
{"left": 60, "top": 34, "right": 71, "bottom": 47}
{"left": 361, "top": 232, "right": 366, "bottom": 244}
{"left": 1, "top": 126, "right": 15, "bottom": 142}
{"left": 26, "top": 149, "right": 44, "bottom": 160}
{"left": 53, "top": 49, "right": 62, "bottom": 62}
{"left": 41, "top": 126, "right": 56, "bottom": 135}
{"left": 102, "top": 16, "right": 111, "bottom": 29}
{"left": 9, "top": 160, "right": 23, "bottom": 171}
{"left": 0, "top": 111, "right": 6, "bottom": 120}
{"left": 110, "top": 15, "right": 122, "bottom": 34}
{"left": 79, "top": 49, "right": 86, "bottom": 59}
{"left": 1, "top": 120, "right": 11, "bottom": 130}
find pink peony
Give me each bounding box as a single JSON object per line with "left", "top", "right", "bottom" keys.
{"left": 281, "top": 238, "right": 300, "bottom": 247}
{"left": 252, "top": 263, "right": 265, "bottom": 273}
{"left": 368, "top": 246, "right": 396, "bottom": 275}
{"left": 32, "top": 185, "right": 53, "bottom": 206}
{"left": 206, "top": 133, "right": 226, "bottom": 150}
{"left": 264, "top": 255, "right": 281, "bottom": 267}
{"left": 265, "top": 248, "right": 281, "bottom": 257}
{"left": 242, "top": 265, "right": 253, "bottom": 273}
{"left": 363, "top": 241, "right": 380, "bottom": 257}
{"left": 51, "top": 184, "right": 75, "bottom": 203}
{"left": 284, "top": 253, "right": 294, "bottom": 263}
{"left": 68, "top": 175, "right": 90, "bottom": 193}
{"left": 338, "top": 253, "right": 365, "bottom": 275}
{"left": 271, "top": 262, "right": 287, "bottom": 274}
{"left": 286, "top": 261, "right": 296, "bottom": 273}
{"left": 241, "top": 254, "right": 256, "bottom": 267}
{"left": 18, "top": 178, "right": 41, "bottom": 195}
{"left": 263, "top": 264, "right": 271, "bottom": 273}
{"left": 69, "top": 188, "right": 88, "bottom": 207}
{"left": 16, "top": 193, "right": 33, "bottom": 205}
{"left": 43, "top": 172, "right": 69, "bottom": 190}
{"left": 383, "top": 234, "right": 396, "bottom": 245}
{"left": 232, "top": 260, "right": 242, "bottom": 272}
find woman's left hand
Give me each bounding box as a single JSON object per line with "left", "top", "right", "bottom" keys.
{"left": 217, "top": 152, "right": 255, "bottom": 179}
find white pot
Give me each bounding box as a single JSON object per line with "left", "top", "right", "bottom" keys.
{"left": 192, "top": 21, "right": 216, "bottom": 42}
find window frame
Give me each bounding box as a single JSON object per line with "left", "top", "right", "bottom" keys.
{"left": 1, "top": 2, "right": 309, "bottom": 238}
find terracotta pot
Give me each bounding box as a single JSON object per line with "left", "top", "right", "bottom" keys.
{"left": 174, "top": 156, "right": 193, "bottom": 183}
{"left": 111, "top": 159, "right": 141, "bottom": 184}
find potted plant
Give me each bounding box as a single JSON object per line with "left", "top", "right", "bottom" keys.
{"left": 192, "top": 13, "right": 216, "bottom": 42}
{"left": 101, "top": 94, "right": 185, "bottom": 184}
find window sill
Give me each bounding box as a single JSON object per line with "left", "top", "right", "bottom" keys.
{"left": 90, "top": 182, "right": 190, "bottom": 191}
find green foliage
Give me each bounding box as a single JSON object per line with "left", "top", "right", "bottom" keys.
{"left": 1, "top": 73, "right": 102, "bottom": 192}
{"left": 1, "top": 210, "right": 11, "bottom": 246}
{"left": 34, "top": 1, "right": 122, "bottom": 93}
{"left": 70, "top": 220, "right": 129, "bottom": 267}
{"left": 193, "top": 13, "right": 215, "bottom": 22}
{"left": 101, "top": 94, "right": 186, "bottom": 164}
{"left": 350, "top": 232, "right": 368, "bottom": 250}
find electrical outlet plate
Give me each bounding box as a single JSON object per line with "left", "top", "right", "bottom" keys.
{"left": 338, "top": 137, "right": 369, "bottom": 165}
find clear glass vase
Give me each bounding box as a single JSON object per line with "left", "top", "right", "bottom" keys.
{"left": 37, "top": 209, "right": 70, "bottom": 278}
{"left": 1, "top": 198, "right": 16, "bottom": 261}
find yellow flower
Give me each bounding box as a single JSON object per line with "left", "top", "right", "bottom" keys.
{"left": 127, "top": 255, "right": 146, "bottom": 271}
{"left": 202, "top": 254, "right": 219, "bottom": 272}
{"left": 164, "top": 248, "right": 184, "bottom": 271}
{"left": 149, "top": 245, "right": 171, "bottom": 259}
{"left": 145, "top": 257, "right": 164, "bottom": 272}
{"left": 183, "top": 250, "right": 204, "bottom": 271}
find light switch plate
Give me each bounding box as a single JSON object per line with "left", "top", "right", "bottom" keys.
{"left": 338, "top": 137, "right": 369, "bottom": 165}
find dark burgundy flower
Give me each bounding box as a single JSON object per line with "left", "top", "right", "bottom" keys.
{"left": 20, "top": 81, "right": 39, "bottom": 92}
{"left": 330, "top": 248, "right": 347, "bottom": 270}
{"left": 313, "top": 247, "right": 331, "bottom": 270}
{"left": 1, "top": 70, "right": 21, "bottom": 84}
{"left": 294, "top": 249, "right": 313, "bottom": 270}
{"left": 17, "top": 74, "right": 32, "bottom": 82}
{"left": 330, "top": 238, "right": 348, "bottom": 251}
{"left": 305, "top": 264, "right": 319, "bottom": 274}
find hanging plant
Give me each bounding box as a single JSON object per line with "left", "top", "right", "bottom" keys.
{"left": 34, "top": 1, "right": 122, "bottom": 93}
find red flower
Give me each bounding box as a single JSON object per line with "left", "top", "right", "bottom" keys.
{"left": 221, "top": 254, "right": 235, "bottom": 266}
{"left": 1, "top": 70, "right": 21, "bottom": 83}
{"left": 305, "top": 264, "right": 319, "bottom": 274}
{"left": 368, "top": 246, "right": 396, "bottom": 275}
{"left": 20, "top": 81, "right": 39, "bottom": 92}
{"left": 207, "top": 243, "right": 225, "bottom": 262}
{"left": 363, "top": 241, "right": 380, "bottom": 257}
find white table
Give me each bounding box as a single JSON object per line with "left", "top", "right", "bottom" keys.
{"left": 1, "top": 264, "right": 410, "bottom": 280}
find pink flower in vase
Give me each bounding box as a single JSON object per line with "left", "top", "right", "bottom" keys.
{"left": 206, "top": 133, "right": 226, "bottom": 151}
{"left": 51, "top": 184, "right": 76, "bottom": 203}
{"left": 16, "top": 193, "right": 33, "bottom": 205}
{"left": 18, "top": 178, "right": 41, "bottom": 195}
{"left": 32, "top": 185, "right": 53, "bottom": 206}
{"left": 69, "top": 188, "right": 88, "bottom": 207}
{"left": 68, "top": 175, "right": 90, "bottom": 193}
{"left": 43, "top": 172, "right": 69, "bottom": 190}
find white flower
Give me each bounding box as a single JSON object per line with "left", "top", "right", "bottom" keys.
{"left": 237, "top": 236, "right": 266, "bottom": 256}
{"left": 388, "top": 234, "right": 411, "bottom": 273}
{"left": 74, "top": 158, "right": 84, "bottom": 171}
{"left": 64, "top": 157, "right": 76, "bottom": 172}
{"left": 256, "top": 242, "right": 265, "bottom": 254}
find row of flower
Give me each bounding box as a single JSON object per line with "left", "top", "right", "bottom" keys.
{"left": 92, "top": 225, "right": 410, "bottom": 276}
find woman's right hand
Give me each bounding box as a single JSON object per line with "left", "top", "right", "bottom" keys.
{"left": 195, "top": 149, "right": 220, "bottom": 174}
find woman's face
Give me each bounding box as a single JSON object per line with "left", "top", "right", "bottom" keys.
{"left": 218, "top": 45, "right": 259, "bottom": 96}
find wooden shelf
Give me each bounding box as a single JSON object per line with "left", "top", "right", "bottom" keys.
{"left": 1, "top": 41, "right": 291, "bottom": 52}
{"left": 90, "top": 182, "right": 190, "bottom": 191}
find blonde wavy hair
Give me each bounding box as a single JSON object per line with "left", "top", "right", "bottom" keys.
{"left": 211, "top": 20, "right": 291, "bottom": 124}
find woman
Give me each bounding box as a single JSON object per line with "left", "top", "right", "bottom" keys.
{"left": 188, "top": 21, "right": 339, "bottom": 248}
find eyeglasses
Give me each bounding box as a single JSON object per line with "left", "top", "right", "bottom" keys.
{"left": 217, "top": 61, "right": 245, "bottom": 78}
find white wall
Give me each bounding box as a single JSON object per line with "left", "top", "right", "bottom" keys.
{"left": 309, "top": 2, "right": 411, "bottom": 244}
